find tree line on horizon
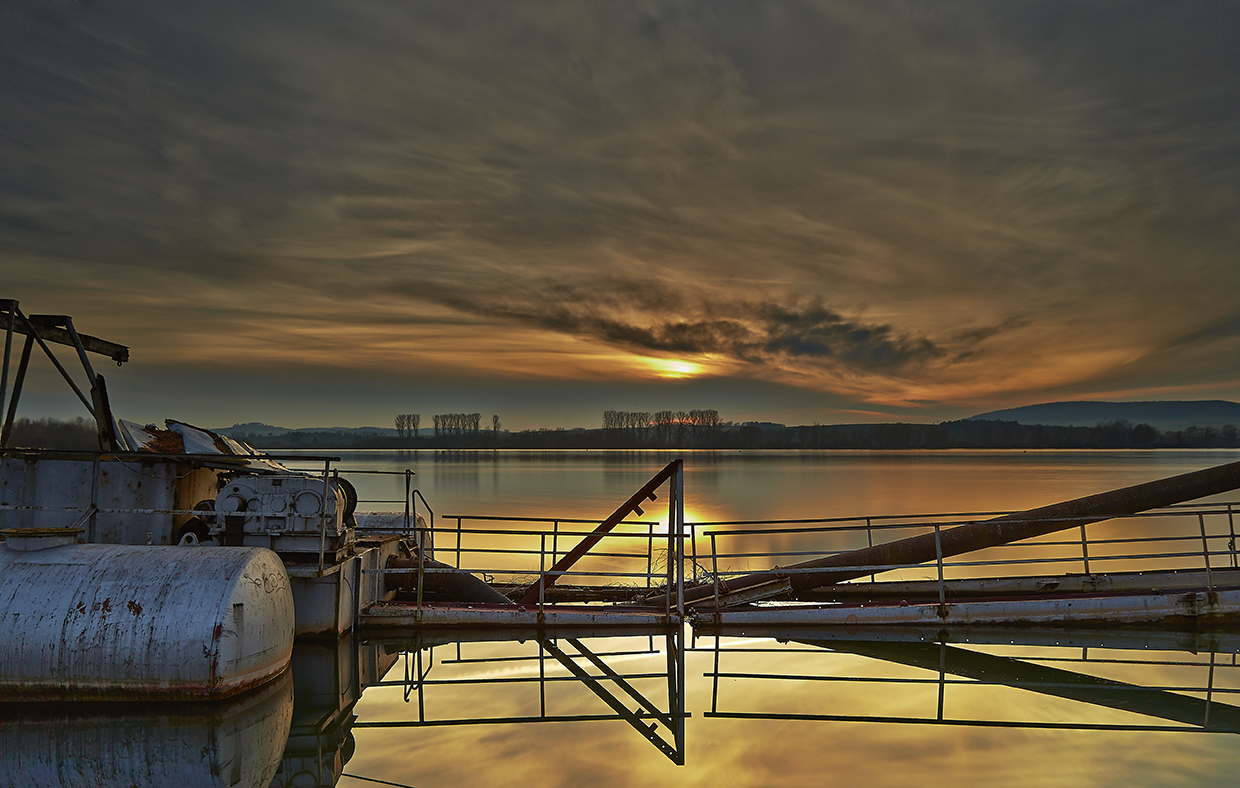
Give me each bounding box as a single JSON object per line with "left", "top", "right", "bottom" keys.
{"left": 602, "top": 409, "right": 722, "bottom": 446}
{"left": 6, "top": 416, "right": 1240, "bottom": 452}
{"left": 213, "top": 418, "right": 1240, "bottom": 450}
{"left": 394, "top": 413, "right": 420, "bottom": 438}
{"left": 395, "top": 413, "right": 503, "bottom": 439}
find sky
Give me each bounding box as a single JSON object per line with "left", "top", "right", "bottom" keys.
{"left": 3, "top": 1, "right": 1239, "bottom": 431}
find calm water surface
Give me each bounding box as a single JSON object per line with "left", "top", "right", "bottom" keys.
{"left": 8, "top": 450, "right": 1240, "bottom": 787}
{"left": 308, "top": 449, "right": 1240, "bottom": 788}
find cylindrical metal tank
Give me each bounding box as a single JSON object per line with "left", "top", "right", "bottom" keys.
{"left": 0, "top": 540, "right": 294, "bottom": 700}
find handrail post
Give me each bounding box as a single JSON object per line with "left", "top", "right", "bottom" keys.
{"left": 690, "top": 522, "right": 698, "bottom": 585}
{"left": 1200, "top": 513, "right": 1215, "bottom": 599}
{"left": 539, "top": 533, "right": 547, "bottom": 617}
{"left": 646, "top": 523, "right": 654, "bottom": 589}
{"left": 317, "top": 459, "right": 331, "bottom": 573}
{"left": 711, "top": 533, "right": 721, "bottom": 610}
{"left": 934, "top": 524, "right": 947, "bottom": 618}
{"left": 664, "top": 515, "right": 673, "bottom": 616}
{"left": 404, "top": 469, "right": 412, "bottom": 538}
{"left": 866, "top": 518, "right": 874, "bottom": 582}
{"left": 1228, "top": 503, "right": 1237, "bottom": 569}
{"left": 456, "top": 516, "right": 463, "bottom": 569}
{"left": 411, "top": 490, "right": 434, "bottom": 559}
{"left": 1080, "top": 524, "right": 1091, "bottom": 574}
{"left": 416, "top": 520, "right": 425, "bottom": 620}
{"left": 674, "top": 460, "right": 684, "bottom": 620}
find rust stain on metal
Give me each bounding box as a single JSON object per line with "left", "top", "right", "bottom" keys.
{"left": 140, "top": 426, "right": 184, "bottom": 454}
{"left": 127, "top": 600, "right": 142, "bottom": 615}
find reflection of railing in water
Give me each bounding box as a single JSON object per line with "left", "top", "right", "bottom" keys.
{"left": 696, "top": 633, "right": 1240, "bottom": 734}
{"left": 356, "top": 629, "right": 689, "bottom": 764}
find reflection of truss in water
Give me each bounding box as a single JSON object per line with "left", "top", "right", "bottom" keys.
{"left": 358, "top": 627, "right": 688, "bottom": 764}
{"left": 695, "top": 627, "right": 1240, "bottom": 734}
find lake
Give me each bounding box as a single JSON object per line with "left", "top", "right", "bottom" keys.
{"left": 7, "top": 449, "right": 1240, "bottom": 787}
{"left": 307, "top": 449, "right": 1240, "bottom": 788}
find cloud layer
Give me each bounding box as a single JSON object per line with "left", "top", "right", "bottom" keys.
{"left": 3, "top": 1, "right": 1239, "bottom": 424}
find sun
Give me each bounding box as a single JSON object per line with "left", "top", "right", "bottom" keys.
{"left": 643, "top": 357, "right": 705, "bottom": 379}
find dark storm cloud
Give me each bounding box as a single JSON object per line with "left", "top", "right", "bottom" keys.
{"left": 403, "top": 277, "right": 942, "bottom": 373}
{"left": 3, "top": 0, "right": 1240, "bottom": 419}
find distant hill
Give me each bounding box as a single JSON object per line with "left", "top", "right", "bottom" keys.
{"left": 966, "top": 400, "right": 1240, "bottom": 432}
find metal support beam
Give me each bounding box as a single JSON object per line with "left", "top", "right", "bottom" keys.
{"left": 0, "top": 299, "right": 15, "bottom": 423}
{"left": 0, "top": 310, "right": 128, "bottom": 364}
{"left": 16, "top": 311, "right": 94, "bottom": 417}
{"left": 0, "top": 335, "right": 33, "bottom": 448}
{"left": 91, "top": 373, "right": 121, "bottom": 451}
{"left": 519, "top": 460, "right": 682, "bottom": 606}
{"left": 61, "top": 316, "right": 97, "bottom": 383}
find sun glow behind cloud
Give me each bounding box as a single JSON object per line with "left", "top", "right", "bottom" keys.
{"left": 643, "top": 358, "right": 706, "bottom": 380}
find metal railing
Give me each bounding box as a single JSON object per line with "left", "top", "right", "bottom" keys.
{"left": 379, "top": 517, "right": 679, "bottom": 616}
{"left": 688, "top": 501, "right": 1240, "bottom": 605}
{"left": 9, "top": 450, "right": 1238, "bottom": 618}
{"left": 382, "top": 460, "right": 690, "bottom": 616}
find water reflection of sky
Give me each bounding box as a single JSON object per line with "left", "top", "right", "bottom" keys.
{"left": 342, "top": 633, "right": 1240, "bottom": 788}
{"left": 293, "top": 448, "right": 1240, "bottom": 521}
{"left": 310, "top": 449, "right": 1240, "bottom": 787}
{"left": 9, "top": 624, "right": 1240, "bottom": 786}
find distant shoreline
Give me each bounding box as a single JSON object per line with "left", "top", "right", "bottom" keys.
{"left": 234, "top": 419, "right": 1240, "bottom": 452}
{"left": 9, "top": 412, "right": 1239, "bottom": 452}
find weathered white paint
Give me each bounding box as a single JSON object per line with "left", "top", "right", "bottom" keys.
{"left": 287, "top": 536, "right": 405, "bottom": 637}
{"left": 0, "top": 456, "right": 219, "bottom": 544}
{"left": 0, "top": 543, "right": 294, "bottom": 700}
{"left": 213, "top": 473, "right": 352, "bottom": 556}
